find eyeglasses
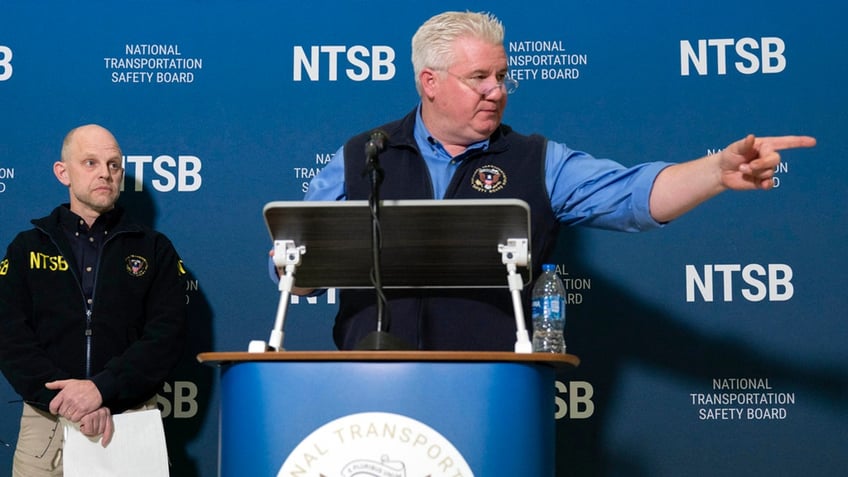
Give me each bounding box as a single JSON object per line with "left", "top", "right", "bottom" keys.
{"left": 443, "top": 70, "right": 519, "bottom": 96}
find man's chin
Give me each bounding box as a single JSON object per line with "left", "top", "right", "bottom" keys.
{"left": 473, "top": 121, "right": 500, "bottom": 138}
{"left": 91, "top": 199, "right": 118, "bottom": 213}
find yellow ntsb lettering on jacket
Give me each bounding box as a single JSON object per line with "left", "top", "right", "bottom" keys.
{"left": 29, "top": 252, "right": 69, "bottom": 271}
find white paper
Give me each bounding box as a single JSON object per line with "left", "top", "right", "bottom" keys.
{"left": 62, "top": 409, "right": 169, "bottom": 477}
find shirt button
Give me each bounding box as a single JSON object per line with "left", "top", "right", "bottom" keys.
{"left": 87, "top": 298, "right": 93, "bottom": 305}
{"left": 89, "top": 237, "right": 95, "bottom": 243}
{"left": 86, "top": 266, "right": 92, "bottom": 272}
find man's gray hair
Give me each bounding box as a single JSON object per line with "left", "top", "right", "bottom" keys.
{"left": 411, "top": 11, "right": 504, "bottom": 96}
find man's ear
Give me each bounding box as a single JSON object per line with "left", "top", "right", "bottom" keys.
{"left": 53, "top": 161, "right": 70, "bottom": 186}
{"left": 420, "top": 68, "right": 439, "bottom": 99}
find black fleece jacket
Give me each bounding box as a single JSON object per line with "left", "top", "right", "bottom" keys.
{"left": 0, "top": 205, "right": 187, "bottom": 413}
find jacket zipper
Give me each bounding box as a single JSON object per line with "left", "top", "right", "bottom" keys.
{"left": 85, "top": 308, "right": 93, "bottom": 377}
{"left": 86, "top": 231, "right": 121, "bottom": 378}
{"left": 37, "top": 223, "right": 124, "bottom": 379}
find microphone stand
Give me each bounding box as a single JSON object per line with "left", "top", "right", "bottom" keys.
{"left": 356, "top": 132, "right": 411, "bottom": 351}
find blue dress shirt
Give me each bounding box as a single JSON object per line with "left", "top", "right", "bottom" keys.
{"left": 305, "top": 106, "right": 670, "bottom": 233}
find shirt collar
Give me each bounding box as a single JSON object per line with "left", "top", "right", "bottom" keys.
{"left": 413, "top": 103, "right": 490, "bottom": 157}
{"left": 58, "top": 204, "right": 121, "bottom": 232}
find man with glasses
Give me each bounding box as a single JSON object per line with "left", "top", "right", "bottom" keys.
{"left": 299, "top": 11, "right": 815, "bottom": 351}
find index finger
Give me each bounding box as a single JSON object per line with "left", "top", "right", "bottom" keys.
{"left": 44, "top": 379, "right": 69, "bottom": 390}
{"left": 759, "top": 135, "right": 817, "bottom": 151}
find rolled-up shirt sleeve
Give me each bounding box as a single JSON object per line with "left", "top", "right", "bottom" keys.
{"left": 546, "top": 140, "right": 673, "bottom": 232}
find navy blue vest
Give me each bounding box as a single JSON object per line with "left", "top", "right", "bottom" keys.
{"left": 338, "top": 108, "right": 559, "bottom": 350}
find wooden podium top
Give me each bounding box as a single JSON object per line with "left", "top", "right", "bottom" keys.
{"left": 197, "top": 350, "right": 579, "bottom": 369}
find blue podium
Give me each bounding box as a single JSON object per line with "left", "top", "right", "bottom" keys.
{"left": 198, "top": 351, "right": 579, "bottom": 476}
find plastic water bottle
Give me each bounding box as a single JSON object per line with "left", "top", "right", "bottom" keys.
{"left": 531, "top": 263, "right": 566, "bottom": 353}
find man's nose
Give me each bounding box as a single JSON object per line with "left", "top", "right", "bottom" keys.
{"left": 99, "top": 164, "right": 114, "bottom": 180}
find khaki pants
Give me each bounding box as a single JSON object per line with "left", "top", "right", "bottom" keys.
{"left": 12, "top": 398, "right": 158, "bottom": 477}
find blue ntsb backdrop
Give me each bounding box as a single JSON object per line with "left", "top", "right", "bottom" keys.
{"left": 1, "top": 2, "right": 845, "bottom": 476}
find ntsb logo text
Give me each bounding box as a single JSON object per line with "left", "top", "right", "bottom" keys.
{"left": 293, "top": 45, "right": 396, "bottom": 81}
{"left": 686, "top": 264, "right": 794, "bottom": 302}
{"left": 122, "top": 154, "right": 202, "bottom": 192}
{"left": 0, "top": 45, "right": 12, "bottom": 81}
{"left": 680, "top": 37, "right": 786, "bottom": 76}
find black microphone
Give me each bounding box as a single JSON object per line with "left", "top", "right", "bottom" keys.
{"left": 365, "top": 129, "right": 388, "bottom": 161}
{"left": 356, "top": 127, "right": 411, "bottom": 351}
